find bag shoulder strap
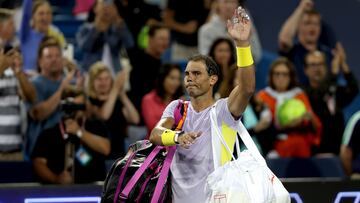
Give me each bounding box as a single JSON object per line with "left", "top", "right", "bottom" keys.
{"left": 210, "top": 106, "right": 266, "bottom": 166}
{"left": 119, "top": 146, "right": 164, "bottom": 200}
{"left": 174, "top": 100, "right": 189, "bottom": 131}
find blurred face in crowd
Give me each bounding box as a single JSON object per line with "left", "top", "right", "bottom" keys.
{"left": 38, "top": 46, "right": 63, "bottom": 77}
{"left": 213, "top": 41, "right": 232, "bottom": 68}
{"left": 93, "top": 70, "right": 112, "bottom": 95}
{"left": 148, "top": 28, "right": 170, "bottom": 56}
{"left": 0, "top": 18, "right": 15, "bottom": 41}
{"left": 217, "top": 0, "right": 238, "bottom": 20}
{"left": 163, "top": 68, "right": 182, "bottom": 96}
{"left": 95, "top": 0, "right": 116, "bottom": 23}
{"left": 271, "top": 64, "right": 290, "bottom": 92}
{"left": 304, "top": 51, "right": 327, "bottom": 84}
{"left": 298, "top": 13, "right": 321, "bottom": 44}
{"left": 32, "top": 2, "right": 52, "bottom": 33}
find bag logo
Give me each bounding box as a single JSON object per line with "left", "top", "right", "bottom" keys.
{"left": 214, "top": 194, "right": 227, "bottom": 203}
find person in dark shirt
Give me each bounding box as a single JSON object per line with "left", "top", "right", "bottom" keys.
{"left": 32, "top": 94, "right": 110, "bottom": 184}
{"left": 87, "top": 62, "right": 139, "bottom": 159}
{"left": 128, "top": 23, "right": 170, "bottom": 122}
{"left": 278, "top": 0, "right": 333, "bottom": 84}
{"left": 303, "top": 48, "right": 358, "bottom": 155}
{"left": 163, "top": 0, "right": 208, "bottom": 61}
{"left": 114, "top": 0, "right": 162, "bottom": 42}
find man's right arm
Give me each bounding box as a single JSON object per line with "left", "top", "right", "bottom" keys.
{"left": 149, "top": 117, "right": 175, "bottom": 146}
{"left": 29, "top": 85, "right": 63, "bottom": 121}
{"left": 150, "top": 117, "right": 202, "bottom": 149}
{"left": 278, "top": 0, "right": 313, "bottom": 52}
{"left": 30, "top": 71, "right": 75, "bottom": 121}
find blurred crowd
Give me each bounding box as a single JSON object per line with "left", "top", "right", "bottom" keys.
{"left": 0, "top": 0, "right": 359, "bottom": 184}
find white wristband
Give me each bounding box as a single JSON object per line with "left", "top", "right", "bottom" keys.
{"left": 76, "top": 129, "right": 83, "bottom": 138}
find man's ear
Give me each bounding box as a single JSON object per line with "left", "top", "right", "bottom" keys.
{"left": 210, "top": 75, "right": 218, "bottom": 86}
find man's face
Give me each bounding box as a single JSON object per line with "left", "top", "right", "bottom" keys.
{"left": 298, "top": 14, "right": 321, "bottom": 44}
{"left": 148, "top": 28, "right": 170, "bottom": 56}
{"left": 304, "top": 53, "right": 327, "bottom": 83}
{"left": 0, "top": 18, "right": 15, "bottom": 41}
{"left": 38, "top": 46, "right": 63, "bottom": 75}
{"left": 184, "top": 61, "right": 217, "bottom": 98}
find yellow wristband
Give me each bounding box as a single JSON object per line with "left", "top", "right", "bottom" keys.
{"left": 161, "top": 130, "right": 176, "bottom": 146}
{"left": 236, "top": 46, "right": 254, "bottom": 68}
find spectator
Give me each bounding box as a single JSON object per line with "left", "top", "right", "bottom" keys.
{"left": 128, "top": 23, "right": 170, "bottom": 121}
{"left": 278, "top": 0, "right": 333, "bottom": 84}
{"left": 163, "top": 0, "right": 208, "bottom": 61}
{"left": 303, "top": 47, "right": 358, "bottom": 155}
{"left": 215, "top": 65, "right": 237, "bottom": 100}
{"left": 341, "top": 111, "right": 360, "bottom": 178}
{"left": 32, "top": 93, "right": 110, "bottom": 184}
{"left": 114, "top": 0, "right": 162, "bottom": 44}
{"left": 141, "top": 64, "right": 183, "bottom": 137}
{"left": 208, "top": 38, "right": 236, "bottom": 97}
{"left": 0, "top": 45, "right": 36, "bottom": 161}
{"left": 0, "top": 9, "right": 19, "bottom": 48}
{"left": 20, "top": 0, "right": 66, "bottom": 74}
{"left": 87, "top": 62, "right": 139, "bottom": 159}
{"left": 242, "top": 95, "right": 273, "bottom": 155}
{"left": 25, "top": 38, "right": 76, "bottom": 158}
{"left": 257, "top": 57, "right": 322, "bottom": 158}
{"left": 76, "top": 0, "right": 134, "bottom": 73}
{"left": 199, "top": 0, "right": 262, "bottom": 63}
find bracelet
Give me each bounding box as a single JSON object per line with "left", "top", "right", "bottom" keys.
{"left": 236, "top": 46, "right": 254, "bottom": 68}
{"left": 161, "top": 130, "right": 176, "bottom": 146}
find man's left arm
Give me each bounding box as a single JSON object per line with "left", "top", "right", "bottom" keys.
{"left": 227, "top": 7, "right": 255, "bottom": 118}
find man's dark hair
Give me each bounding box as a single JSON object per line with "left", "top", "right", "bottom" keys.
{"left": 37, "top": 36, "right": 62, "bottom": 72}
{"left": 188, "top": 54, "right": 220, "bottom": 77}
{"left": 304, "top": 50, "right": 327, "bottom": 69}
{"left": 0, "top": 9, "right": 13, "bottom": 23}
{"left": 148, "top": 23, "right": 168, "bottom": 37}
{"left": 303, "top": 8, "right": 321, "bottom": 18}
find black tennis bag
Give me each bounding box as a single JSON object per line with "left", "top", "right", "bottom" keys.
{"left": 101, "top": 100, "right": 188, "bottom": 203}
{"left": 101, "top": 140, "right": 175, "bottom": 203}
